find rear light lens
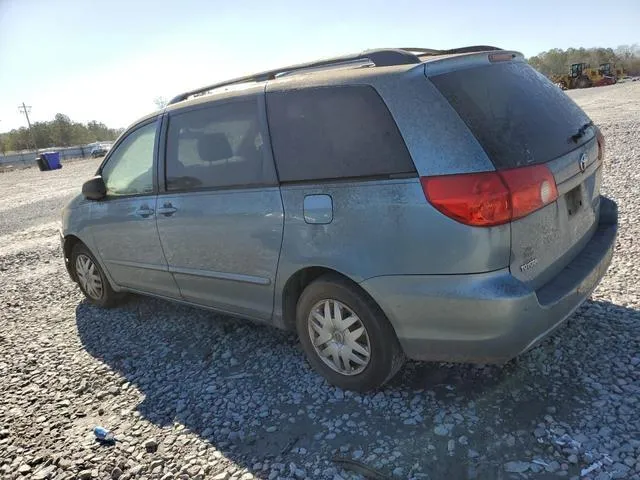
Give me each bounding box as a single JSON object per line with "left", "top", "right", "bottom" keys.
{"left": 421, "top": 172, "right": 510, "bottom": 226}
{"left": 499, "top": 165, "right": 558, "bottom": 221}
{"left": 421, "top": 165, "right": 558, "bottom": 227}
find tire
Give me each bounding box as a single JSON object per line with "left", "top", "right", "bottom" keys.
{"left": 71, "top": 243, "right": 121, "bottom": 308}
{"left": 296, "top": 274, "right": 405, "bottom": 391}
{"left": 576, "top": 76, "right": 592, "bottom": 89}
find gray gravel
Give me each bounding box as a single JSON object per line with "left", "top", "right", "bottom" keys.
{"left": 1, "top": 82, "right": 639, "bottom": 480}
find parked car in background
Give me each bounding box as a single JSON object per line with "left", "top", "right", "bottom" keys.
{"left": 61, "top": 47, "right": 617, "bottom": 391}
{"left": 90, "top": 144, "right": 111, "bottom": 158}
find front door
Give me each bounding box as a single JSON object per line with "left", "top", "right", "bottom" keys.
{"left": 89, "top": 118, "right": 180, "bottom": 299}
{"left": 155, "top": 96, "right": 284, "bottom": 321}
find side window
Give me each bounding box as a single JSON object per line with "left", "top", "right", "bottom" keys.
{"left": 101, "top": 121, "right": 157, "bottom": 196}
{"left": 165, "top": 99, "right": 272, "bottom": 191}
{"left": 267, "top": 85, "right": 415, "bottom": 182}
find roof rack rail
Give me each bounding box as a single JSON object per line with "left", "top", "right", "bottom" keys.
{"left": 167, "top": 46, "right": 504, "bottom": 105}
{"left": 402, "top": 45, "right": 503, "bottom": 56}
{"left": 167, "top": 49, "right": 421, "bottom": 105}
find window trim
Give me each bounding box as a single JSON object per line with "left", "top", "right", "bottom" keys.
{"left": 158, "top": 92, "right": 279, "bottom": 195}
{"left": 97, "top": 116, "right": 161, "bottom": 200}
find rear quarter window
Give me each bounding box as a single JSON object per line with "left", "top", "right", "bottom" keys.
{"left": 266, "top": 85, "right": 416, "bottom": 182}
{"left": 430, "top": 62, "right": 592, "bottom": 169}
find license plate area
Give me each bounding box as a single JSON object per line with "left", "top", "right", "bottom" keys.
{"left": 566, "top": 185, "right": 583, "bottom": 216}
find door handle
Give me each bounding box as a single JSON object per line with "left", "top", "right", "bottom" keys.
{"left": 157, "top": 203, "right": 177, "bottom": 217}
{"left": 136, "top": 206, "right": 155, "bottom": 218}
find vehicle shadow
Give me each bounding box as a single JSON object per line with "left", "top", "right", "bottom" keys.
{"left": 75, "top": 297, "right": 639, "bottom": 479}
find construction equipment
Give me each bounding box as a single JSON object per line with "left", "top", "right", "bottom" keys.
{"left": 552, "top": 62, "right": 623, "bottom": 90}
{"left": 552, "top": 63, "right": 592, "bottom": 89}
{"left": 598, "top": 63, "right": 624, "bottom": 83}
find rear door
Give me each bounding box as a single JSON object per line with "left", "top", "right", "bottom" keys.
{"left": 429, "top": 57, "right": 603, "bottom": 289}
{"left": 155, "top": 94, "right": 284, "bottom": 321}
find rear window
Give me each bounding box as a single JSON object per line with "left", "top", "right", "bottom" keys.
{"left": 431, "top": 62, "right": 592, "bottom": 169}
{"left": 267, "top": 85, "right": 415, "bottom": 182}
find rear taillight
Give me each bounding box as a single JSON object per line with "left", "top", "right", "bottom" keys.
{"left": 421, "top": 165, "right": 558, "bottom": 227}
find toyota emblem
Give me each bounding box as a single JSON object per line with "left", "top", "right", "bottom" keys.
{"left": 579, "top": 153, "right": 587, "bottom": 173}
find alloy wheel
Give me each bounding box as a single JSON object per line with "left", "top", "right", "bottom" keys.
{"left": 75, "top": 254, "right": 103, "bottom": 300}
{"left": 307, "top": 299, "right": 371, "bottom": 376}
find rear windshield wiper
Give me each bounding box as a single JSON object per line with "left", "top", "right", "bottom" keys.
{"left": 571, "top": 121, "right": 594, "bottom": 143}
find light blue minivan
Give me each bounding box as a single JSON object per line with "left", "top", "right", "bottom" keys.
{"left": 61, "top": 47, "right": 617, "bottom": 391}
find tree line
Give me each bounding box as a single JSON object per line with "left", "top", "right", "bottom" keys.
{"left": 528, "top": 44, "right": 640, "bottom": 77}
{"left": 0, "top": 114, "right": 123, "bottom": 155}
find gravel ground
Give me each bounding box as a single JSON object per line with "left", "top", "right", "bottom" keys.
{"left": 1, "top": 82, "right": 639, "bottom": 480}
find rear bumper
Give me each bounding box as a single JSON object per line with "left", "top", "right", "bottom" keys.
{"left": 360, "top": 196, "right": 618, "bottom": 364}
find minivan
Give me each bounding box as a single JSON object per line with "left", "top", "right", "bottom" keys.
{"left": 61, "top": 47, "right": 618, "bottom": 391}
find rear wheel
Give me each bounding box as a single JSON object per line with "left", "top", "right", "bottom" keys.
{"left": 71, "top": 243, "right": 120, "bottom": 308}
{"left": 296, "top": 274, "right": 404, "bottom": 391}
{"left": 576, "top": 76, "right": 592, "bottom": 89}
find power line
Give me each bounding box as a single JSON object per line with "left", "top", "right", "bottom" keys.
{"left": 18, "top": 102, "right": 38, "bottom": 153}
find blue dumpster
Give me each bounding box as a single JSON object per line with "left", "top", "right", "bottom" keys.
{"left": 37, "top": 152, "right": 62, "bottom": 171}
{"left": 42, "top": 152, "right": 62, "bottom": 170}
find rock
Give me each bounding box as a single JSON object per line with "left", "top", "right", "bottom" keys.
{"left": 32, "top": 465, "right": 56, "bottom": 479}
{"left": 187, "top": 465, "right": 201, "bottom": 476}
{"left": 129, "top": 465, "right": 144, "bottom": 475}
{"left": 392, "top": 467, "right": 404, "bottom": 477}
{"left": 568, "top": 454, "right": 578, "bottom": 464}
{"left": 610, "top": 463, "right": 630, "bottom": 479}
{"left": 212, "top": 473, "right": 230, "bottom": 480}
{"left": 144, "top": 438, "right": 158, "bottom": 453}
{"left": 546, "top": 461, "right": 560, "bottom": 473}
{"left": 111, "top": 467, "right": 123, "bottom": 479}
{"left": 353, "top": 450, "right": 364, "bottom": 460}
{"left": 468, "top": 449, "right": 479, "bottom": 459}
{"left": 447, "top": 440, "right": 455, "bottom": 454}
{"left": 78, "top": 470, "right": 92, "bottom": 480}
{"left": 18, "top": 464, "right": 31, "bottom": 474}
{"left": 504, "top": 461, "right": 530, "bottom": 473}
{"left": 434, "top": 425, "right": 448, "bottom": 436}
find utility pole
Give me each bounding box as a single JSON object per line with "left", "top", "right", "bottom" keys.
{"left": 18, "top": 102, "right": 38, "bottom": 153}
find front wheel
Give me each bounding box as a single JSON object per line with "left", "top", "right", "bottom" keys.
{"left": 296, "top": 275, "right": 404, "bottom": 391}
{"left": 71, "top": 243, "right": 121, "bottom": 308}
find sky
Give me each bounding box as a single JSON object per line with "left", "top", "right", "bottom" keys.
{"left": 1, "top": 0, "right": 638, "bottom": 132}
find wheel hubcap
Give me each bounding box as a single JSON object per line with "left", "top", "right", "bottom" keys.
{"left": 307, "top": 299, "right": 371, "bottom": 376}
{"left": 75, "top": 254, "right": 103, "bottom": 300}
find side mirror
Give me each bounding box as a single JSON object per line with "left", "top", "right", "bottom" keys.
{"left": 82, "top": 176, "right": 106, "bottom": 200}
